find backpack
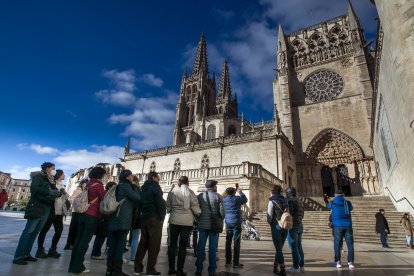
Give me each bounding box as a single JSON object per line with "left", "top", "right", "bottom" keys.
{"left": 100, "top": 185, "right": 125, "bottom": 215}
{"left": 72, "top": 184, "right": 98, "bottom": 213}
{"left": 272, "top": 200, "right": 293, "bottom": 229}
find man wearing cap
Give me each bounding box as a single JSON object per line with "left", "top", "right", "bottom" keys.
{"left": 328, "top": 191, "right": 355, "bottom": 270}
{"left": 195, "top": 180, "right": 225, "bottom": 276}
{"left": 285, "top": 187, "right": 305, "bottom": 274}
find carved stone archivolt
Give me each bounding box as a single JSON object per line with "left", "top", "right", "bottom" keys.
{"left": 305, "top": 128, "right": 364, "bottom": 165}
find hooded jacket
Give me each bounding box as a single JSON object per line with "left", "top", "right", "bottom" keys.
{"left": 223, "top": 192, "right": 248, "bottom": 225}
{"left": 327, "top": 196, "right": 353, "bottom": 227}
{"left": 139, "top": 179, "right": 166, "bottom": 222}
{"left": 167, "top": 185, "right": 201, "bottom": 227}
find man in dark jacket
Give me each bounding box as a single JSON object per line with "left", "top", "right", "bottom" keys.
{"left": 13, "top": 162, "right": 61, "bottom": 265}
{"left": 223, "top": 186, "right": 247, "bottom": 268}
{"left": 327, "top": 191, "right": 354, "bottom": 270}
{"left": 134, "top": 171, "right": 166, "bottom": 276}
{"left": 267, "top": 184, "right": 288, "bottom": 276}
{"left": 285, "top": 187, "right": 305, "bottom": 273}
{"left": 195, "top": 180, "right": 225, "bottom": 276}
{"left": 375, "top": 209, "right": 390, "bottom": 248}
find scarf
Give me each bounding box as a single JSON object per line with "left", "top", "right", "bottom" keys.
{"left": 180, "top": 184, "right": 190, "bottom": 210}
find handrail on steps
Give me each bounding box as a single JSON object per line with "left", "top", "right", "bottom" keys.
{"left": 385, "top": 187, "right": 414, "bottom": 212}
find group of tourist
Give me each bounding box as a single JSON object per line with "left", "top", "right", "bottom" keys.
{"left": 10, "top": 161, "right": 414, "bottom": 275}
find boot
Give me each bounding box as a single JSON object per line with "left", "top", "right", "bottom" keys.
{"left": 113, "top": 259, "right": 128, "bottom": 276}
{"left": 106, "top": 258, "right": 114, "bottom": 276}
{"left": 167, "top": 247, "right": 177, "bottom": 275}
{"left": 47, "top": 248, "right": 61, "bottom": 258}
{"left": 35, "top": 248, "right": 48, "bottom": 259}
{"left": 177, "top": 248, "right": 187, "bottom": 276}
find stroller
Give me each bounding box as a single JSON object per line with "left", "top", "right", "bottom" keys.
{"left": 241, "top": 218, "right": 260, "bottom": 241}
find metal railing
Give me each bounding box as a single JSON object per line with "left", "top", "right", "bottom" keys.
{"left": 385, "top": 187, "right": 414, "bottom": 211}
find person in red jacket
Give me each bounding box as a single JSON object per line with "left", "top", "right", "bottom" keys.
{"left": 0, "top": 188, "right": 8, "bottom": 209}
{"left": 68, "top": 166, "right": 106, "bottom": 274}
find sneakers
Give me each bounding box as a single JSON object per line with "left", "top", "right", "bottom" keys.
{"left": 285, "top": 267, "right": 300, "bottom": 274}
{"left": 35, "top": 249, "right": 48, "bottom": 259}
{"left": 299, "top": 267, "right": 305, "bottom": 273}
{"left": 133, "top": 271, "right": 143, "bottom": 275}
{"left": 91, "top": 255, "right": 105, "bottom": 260}
{"left": 233, "top": 263, "right": 244, "bottom": 268}
{"left": 225, "top": 262, "right": 232, "bottom": 267}
{"left": 348, "top": 262, "right": 355, "bottom": 270}
{"left": 336, "top": 261, "right": 342, "bottom": 268}
{"left": 81, "top": 269, "right": 90, "bottom": 274}
{"left": 47, "top": 249, "right": 61, "bottom": 258}
{"left": 12, "top": 259, "right": 28, "bottom": 265}
{"left": 25, "top": 255, "right": 38, "bottom": 262}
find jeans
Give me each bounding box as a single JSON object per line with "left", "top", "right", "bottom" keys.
{"left": 130, "top": 228, "right": 141, "bottom": 261}
{"left": 380, "top": 232, "right": 388, "bottom": 247}
{"left": 68, "top": 213, "right": 99, "bottom": 273}
{"left": 107, "top": 230, "right": 129, "bottom": 262}
{"left": 196, "top": 229, "right": 219, "bottom": 275}
{"left": 37, "top": 213, "right": 64, "bottom": 250}
{"left": 14, "top": 206, "right": 51, "bottom": 260}
{"left": 225, "top": 223, "right": 242, "bottom": 264}
{"left": 270, "top": 224, "right": 288, "bottom": 268}
{"left": 406, "top": 235, "right": 413, "bottom": 245}
{"left": 288, "top": 225, "right": 304, "bottom": 269}
{"left": 333, "top": 227, "right": 354, "bottom": 263}
{"left": 135, "top": 217, "right": 163, "bottom": 274}
{"left": 65, "top": 212, "right": 79, "bottom": 248}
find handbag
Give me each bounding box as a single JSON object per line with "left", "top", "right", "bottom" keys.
{"left": 205, "top": 191, "right": 223, "bottom": 233}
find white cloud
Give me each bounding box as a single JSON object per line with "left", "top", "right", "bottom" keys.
{"left": 139, "top": 73, "right": 164, "bottom": 88}
{"left": 95, "top": 69, "right": 137, "bottom": 106}
{"left": 103, "top": 69, "right": 136, "bottom": 92}
{"left": 53, "top": 145, "right": 124, "bottom": 171}
{"left": 17, "top": 143, "right": 58, "bottom": 155}
{"left": 96, "top": 90, "right": 136, "bottom": 106}
{"left": 9, "top": 165, "right": 41, "bottom": 179}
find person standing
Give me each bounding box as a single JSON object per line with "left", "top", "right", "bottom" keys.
{"left": 36, "top": 169, "right": 68, "bottom": 258}
{"left": 0, "top": 188, "right": 8, "bottom": 209}
{"left": 400, "top": 213, "right": 414, "bottom": 249}
{"left": 106, "top": 170, "right": 141, "bottom": 276}
{"left": 91, "top": 181, "right": 117, "bottom": 260}
{"left": 328, "top": 191, "right": 354, "bottom": 270}
{"left": 134, "top": 171, "right": 166, "bottom": 276}
{"left": 285, "top": 187, "right": 305, "bottom": 274}
{"left": 13, "top": 162, "right": 61, "bottom": 265}
{"left": 68, "top": 166, "right": 106, "bottom": 274}
{"left": 195, "top": 180, "right": 225, "bottom": 276}
{"left": 267, "top": 184, "right": 288, "bottom": 276}
{"left": 64, "top": 179, "right": 88, "bottom": 250}
{"left": 223, "top": 186, "right": 247, "bottom": 269}
{"left": 129, "top": 175, "right": 142, "bottom": 265}
{"left": 167, "top": 176, "right": 201, "bottom": 276}
{"left": 375, "top": 208, "right": 391, "bottom": 248}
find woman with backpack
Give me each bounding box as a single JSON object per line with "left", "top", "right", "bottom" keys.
{"left": 267, "top": 184, "right": 289, "bottom": 276}
{"left": 68, "top": 166, "right": 106, "bottom": 274}
{"left": 106, "top": 169, "right": 141, "bottom": 276}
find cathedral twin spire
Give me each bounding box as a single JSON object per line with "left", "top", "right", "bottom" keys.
{"left": 191, "top": 34, "right": 209, "bottom": 77}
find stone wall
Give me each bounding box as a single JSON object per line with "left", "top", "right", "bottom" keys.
{"left": 372, "top": 0, "right": 414, "bottom": 213}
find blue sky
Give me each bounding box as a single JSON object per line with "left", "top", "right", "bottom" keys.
{"left": 0, "top": 0, "right": 378, "bottom": 179}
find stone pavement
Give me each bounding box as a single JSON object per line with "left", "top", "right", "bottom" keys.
{"left": 1, "top": 211, "right": 413, "bottom": 276}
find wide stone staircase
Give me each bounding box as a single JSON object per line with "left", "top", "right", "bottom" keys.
{"left": 250, "top": 196, "right": 411, "bottom": 246}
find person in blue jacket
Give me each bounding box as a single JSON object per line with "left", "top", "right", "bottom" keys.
{"left": 327, "top": 191, "right": 355, "bottom": 270}
{"left": 223, "top": 186, "right": 248, "bottom": 268}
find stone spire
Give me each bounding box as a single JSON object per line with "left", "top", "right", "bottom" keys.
{"left": 218, "top": 59, "right": 231, "bottom": 99}
{"left": 191, "top": 34, "right": 208, "bottom": 77}
{"left": 277, "top": 24, "right": 287, "bottom": 52}
{"left": 347, "top": 0, "right": 360, "bottom": 30}
{"left": 124, "top": 137, "right": 131, "bottom": 156}
{"left": 277, "top": 24, "right": 288, "bottom": 75}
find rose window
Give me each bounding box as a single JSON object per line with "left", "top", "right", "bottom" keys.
{"left": 304, "top": 71, "right": 344, "bottom": 102}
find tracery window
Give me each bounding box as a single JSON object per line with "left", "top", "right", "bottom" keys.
{"left": 201, "top": 154, "right": 209, "bottom": 169}
{"left": 173, "top": 158, "right": 181, "bottom": 171}
{"left": 150, "top": 161, "right": 156, "bottom": 172}
{"left": 207, "top": 125, "right": 216, "bottom": 140}
{"left": 304, "top": 70, "right": 344, "bottom": 102}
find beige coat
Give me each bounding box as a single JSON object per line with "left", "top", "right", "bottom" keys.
{"left": 54, "top": 181, "right": 68, "bottom": 216}
{"left": 166, "top": 186, "right": 201, "bottom": 227}
{"left": 401, "top": 217, "right": 414, "bottom": 236}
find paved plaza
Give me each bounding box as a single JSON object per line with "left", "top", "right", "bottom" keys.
{"left": 0, "top": 211, "right": 413, "bottom": 276}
